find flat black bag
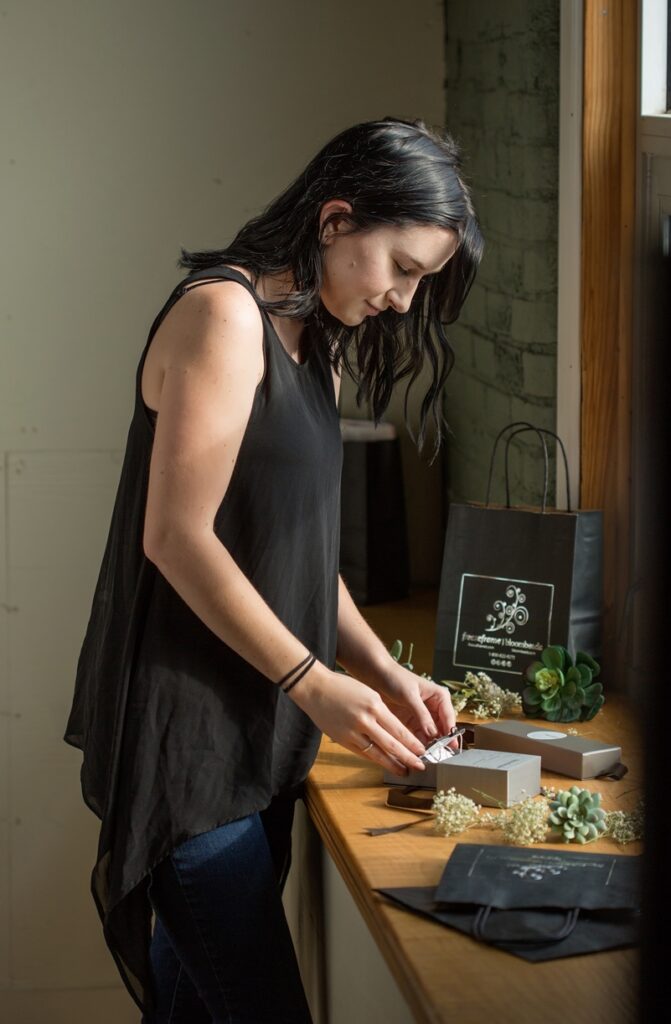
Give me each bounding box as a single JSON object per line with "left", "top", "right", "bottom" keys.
{"left": 434, "top": 423, "right": 604, "bottom": 690}
{"left": 376, "top": 843, "right": 641, "bottom": 961}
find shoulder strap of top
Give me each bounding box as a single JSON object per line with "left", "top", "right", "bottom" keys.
{"left": 179, "top": 264, "right": 260, "bottom": 296}
{"left": 146, "top": 265, "right": 261, "bottom": 347}
{"left": 136, "top": 266, "right": 267, "bottom": 424}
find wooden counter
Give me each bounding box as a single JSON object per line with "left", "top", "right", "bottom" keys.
{"left": 304, "top": 591, "right": 642, "bottom": 1024}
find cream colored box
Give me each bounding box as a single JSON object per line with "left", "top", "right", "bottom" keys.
{"left": 434, "top": 748, "right": 541, "bottom": 807}
{"left": 473, "top": 720, "right": 622, "bottom": 780}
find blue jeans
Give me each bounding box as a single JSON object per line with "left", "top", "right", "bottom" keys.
{"left": 143, "top": 789, "right": 313, "bottom": 1023}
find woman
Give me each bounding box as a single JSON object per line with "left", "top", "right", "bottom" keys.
{"left": 63, "top": 116, "right": 483, "bottom": 1023}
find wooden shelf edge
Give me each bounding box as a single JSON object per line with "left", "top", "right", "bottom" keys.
{"left": 305, "top": 779, "right": 447, "bottom": 1024}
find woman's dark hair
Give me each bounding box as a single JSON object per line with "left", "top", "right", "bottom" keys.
{"left": 178, "top": 117, "right": 484, "bottom": 455}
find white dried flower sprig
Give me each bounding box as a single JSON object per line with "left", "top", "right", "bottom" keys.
{"left": 493, "top": 796, "right": 551, "bottom": 846}
{"left": 604, "top": 802, "right": 644, "bottom": 845}
{"left": 433, "top": 788, "right": 550, "bottom": 845}
{"left": 444, "top": 671, "right": 522, "bottom": 719}
{"left": 476, "top": 790, "right": 550, "bottom": 846}
{"left": 432, "top": 788, "right": 482, "bottom": 836}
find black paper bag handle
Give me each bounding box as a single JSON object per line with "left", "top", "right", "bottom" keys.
{"left": 485, "top": 422, "right": 573, "bottom": 513}
{"left": 504, "top": 426, "right": 572, "bottom": 513}
{"left": 505, "top": 425, "right": 550, "bottom": 511}
{"left": 473, "top": 904, "right": 580, "bottom": 945}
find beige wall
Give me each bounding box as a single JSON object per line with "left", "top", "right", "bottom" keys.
{"left": 0, "top": 1, "right": 445, "bottom": 1020}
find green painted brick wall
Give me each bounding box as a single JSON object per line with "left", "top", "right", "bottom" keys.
{"left": 443, "top": 0, "right": 560, "bottom": 507}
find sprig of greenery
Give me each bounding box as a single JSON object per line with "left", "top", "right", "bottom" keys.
{"left": 388, "top": 639, "right": 415, "bottom": 670}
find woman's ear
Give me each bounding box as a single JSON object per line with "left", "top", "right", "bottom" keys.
{"left": 319, "top": 199, "right": 354, "bottom": 244}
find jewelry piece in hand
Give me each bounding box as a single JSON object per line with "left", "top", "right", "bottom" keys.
{"left": 421, "top": 727, "right": 465, "bottom": 764}
{"left": 361, "top": 740, "right": 374, "bottom": 754}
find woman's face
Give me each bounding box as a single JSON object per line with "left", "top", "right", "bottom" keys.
{"left": 318, "top": 201, "right": 459, "bottom": 326}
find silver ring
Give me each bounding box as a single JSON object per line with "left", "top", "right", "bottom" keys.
{"left": 361, "top": 740, "right": 374, "bottom": 754}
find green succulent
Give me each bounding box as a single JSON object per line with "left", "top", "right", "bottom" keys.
{"left": 535, "top": 666, "right": 561, "bottom": 694}
{"left": 389, "top": 639, "right": 415, "bottom": 671}
{"left": 548, "top": 786, "right": 608, "bottom": 844}
{"left": 522, "top": 645, "right": 605, "bottom": 723}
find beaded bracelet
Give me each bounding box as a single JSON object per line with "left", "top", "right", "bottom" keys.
{"left": 277, "top": 652, "right": 316, "bottom": 694}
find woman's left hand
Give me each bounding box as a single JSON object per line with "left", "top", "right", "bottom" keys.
{"left": 373, "top": 659, "right": 457, "bottom": 745}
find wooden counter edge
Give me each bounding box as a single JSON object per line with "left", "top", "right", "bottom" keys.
{"left": 304, "top": 778, "right": 442, "bottom": 1024}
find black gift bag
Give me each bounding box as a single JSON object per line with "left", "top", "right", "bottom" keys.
{"left": 433, "top": 423, "right": 603, "bottom": 690}
{"left": 376, "top": 843, "right": 641, "bottom": 961}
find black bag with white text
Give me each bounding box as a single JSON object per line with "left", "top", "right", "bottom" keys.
{"left": 434, "top": 424, "right": 603, "bottom": 690}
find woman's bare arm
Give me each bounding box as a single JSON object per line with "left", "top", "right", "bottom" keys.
{"left": 335, "top": 574, "right": 456, "bottom": 740}
{"left": 329, "top": 371, "right": 455, "bottom": 743}
{"left": 142, "top": 281, "right": 428, "bottom": 774}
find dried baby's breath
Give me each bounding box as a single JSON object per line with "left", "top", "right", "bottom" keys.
{"left": 432, "top": 787, "right": 482, "bottom": 836}
{"left": 444, "top": 671, "right": 522, "bottom": 719}
{"left": 472, "top": 704, "right": 495, "bottom": 719}
{"left": 466, "top": 789, "right": 550, "bottom": 846}
{"left": 604, "top": 801, "right": 644, "bottom": 845}
{"left": 497, "top": 796, "right": 551, "bottom": 846}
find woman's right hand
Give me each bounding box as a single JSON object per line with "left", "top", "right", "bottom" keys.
{"left": 286, "top": 665, "right": 429, "bottom": 777}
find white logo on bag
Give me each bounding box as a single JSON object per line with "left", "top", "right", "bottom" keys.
{"left": 512, "top": 864, "right": 566, "bottom": 881}
{"left": 452, "top": 574, "right": 554, "bottom": 675}
{"left": 485, "top": 584, "right": 529, "bottom": 634}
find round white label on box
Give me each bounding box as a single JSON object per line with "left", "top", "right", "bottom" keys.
{"left": 527, "top": 730, "right": 567, "bottom": 740}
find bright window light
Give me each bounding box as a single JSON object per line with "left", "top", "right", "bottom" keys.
{"left": 641, "top": 0, "right": 669, "bottom": 114}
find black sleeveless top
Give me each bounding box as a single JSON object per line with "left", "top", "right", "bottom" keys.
{"left": 63, "top": 266, "right": 343, "bottom": 1016}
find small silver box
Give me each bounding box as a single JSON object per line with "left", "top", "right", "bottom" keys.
{"left": 473, "top": 720, "right": 622, "bottom": 780}
{"left": 435, "top": 749, "right": 541, "bottom": 807}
